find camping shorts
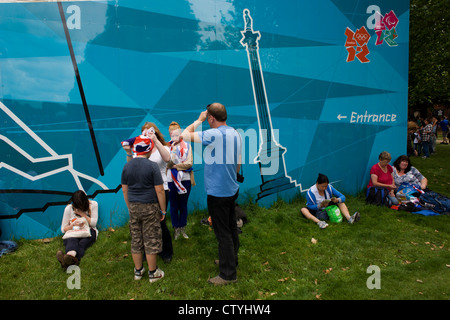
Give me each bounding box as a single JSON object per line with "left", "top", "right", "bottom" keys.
{"left": 128, "top": 202, "right": 162, "bottom": 255}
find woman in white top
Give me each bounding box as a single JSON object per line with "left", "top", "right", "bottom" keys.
{"left": 122, "top": 122, "right": 174, "bottom": 262}
{"left": 57, "top": 190, "right": 98, "bottom": 268}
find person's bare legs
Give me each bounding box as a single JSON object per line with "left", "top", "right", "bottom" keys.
{"left": 300, "top": 208, "right": 319, "bottom": 223}
{"left": 146, "top": 253, "right": 157, "bottom": 271}
{"left": 337, "top": 202, "right": 351, "bottom": 220}
{"left": 337, "top": 202, "right": 360, "bottom": 224}
{"left": 132, "top": 253, "right": 144, "bottom": 270}
{"left": 132, "top": 253, "right": 156, "bottom": 269}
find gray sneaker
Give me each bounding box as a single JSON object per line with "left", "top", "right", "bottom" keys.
{"left": 180, "top": 227, "right": 189, "bottom": 239}
{"left": 349, "top": 211, "right": 360, "bottom": 224}
{"left": 317, "top": 220, "right": 328, "bottom": 229}
{"left": 149, "top": 268, "right": 165, "bottom": 283}
{"left": 134, "top": 267, "right": 145, "bottom": 280}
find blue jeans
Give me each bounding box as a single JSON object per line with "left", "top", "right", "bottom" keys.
{"left": 63, "top": 228, "right": 96, "bottom": 260}
{"left": 422, "top": 140, "right": 430, "bottom": 157}
{"left": 387, "top": 195, "right": 399, "bottom": 206}
{"left": 168, "top": 181, "right": 191, "bottom": 228}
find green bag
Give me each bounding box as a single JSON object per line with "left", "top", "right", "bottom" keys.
{"left": 324, "top": 205, "right": 343, "bottom": 223}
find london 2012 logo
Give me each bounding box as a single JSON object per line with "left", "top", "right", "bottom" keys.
{"left": 345, "top": 6, "right": 399, "bottom": 63}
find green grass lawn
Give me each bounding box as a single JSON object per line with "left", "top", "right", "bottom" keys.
{"left": 0, "top": 144, "right": 449, "bottom": 301}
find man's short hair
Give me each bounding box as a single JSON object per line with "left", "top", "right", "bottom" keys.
{"left": 207, "top": 102, "right": 227, "bottom": 122}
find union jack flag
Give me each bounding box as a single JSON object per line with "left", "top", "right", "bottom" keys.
{"left": 121, "top": 134, "right": 154, "bottom": 155}
{"left": 169, "top": 138, "right": 191, "bottom": 194}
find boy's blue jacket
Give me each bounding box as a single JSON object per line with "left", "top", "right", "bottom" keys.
{"left": 306, "top": 184, "right": 345, "bottom": 211}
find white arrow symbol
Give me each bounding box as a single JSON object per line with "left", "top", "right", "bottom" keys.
{"left": 337, "top": 114, "right": 348, "bottom": 120}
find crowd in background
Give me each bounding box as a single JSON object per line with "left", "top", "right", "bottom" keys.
{"left": 407, "top": 107, "right": 449, "bottom": 158}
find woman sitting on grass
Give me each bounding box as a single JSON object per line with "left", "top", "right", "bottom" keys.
{"left": 393, "top": 155, "right": 428, "bottom": 190}
{"left": 367, "top": 151, "right": 399, "bottom": 206}
{"left": 57, "top": 190, "right": 98, "bottom": 269}
{"left": 301, "top": 174, "right": 360, "bottom": 229}
{"left": 392, "top": 154, "right": 450, "bottom": 215}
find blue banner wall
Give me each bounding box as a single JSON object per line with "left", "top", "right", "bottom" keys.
{"left": 0, "top": 0, "right": 409, "bottom": 240}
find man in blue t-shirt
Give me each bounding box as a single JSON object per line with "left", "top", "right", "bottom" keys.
{"left": 182, "top": 102, "right": 242, "bottom": 285}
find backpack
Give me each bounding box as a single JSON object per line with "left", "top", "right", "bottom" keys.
{"left": 235, "top": 204, "right": 247, "bottom": 224}
{"left": 366, "top": 187, "right": 389, "bottom": 206}
{"left": 397, "top": 202, "right": 421, "bottom": 212}
{"left": 419, "top": 191, "right": 450, "bottom": 215}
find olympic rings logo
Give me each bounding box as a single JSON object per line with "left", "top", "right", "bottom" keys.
{"left": 355, "top": 33, "right": 369, "bottom": 41}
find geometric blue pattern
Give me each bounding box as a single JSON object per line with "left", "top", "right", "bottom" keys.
{"left": 0, "top": 0, "right": 409, "bottom": 239}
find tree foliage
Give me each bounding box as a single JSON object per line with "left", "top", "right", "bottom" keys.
{"left": 409, "top": 0, "right": 449, "bottom": 108}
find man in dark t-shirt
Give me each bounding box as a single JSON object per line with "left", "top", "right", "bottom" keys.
{"left": 121, "top": 135, "right": 166, "bottom": 283}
